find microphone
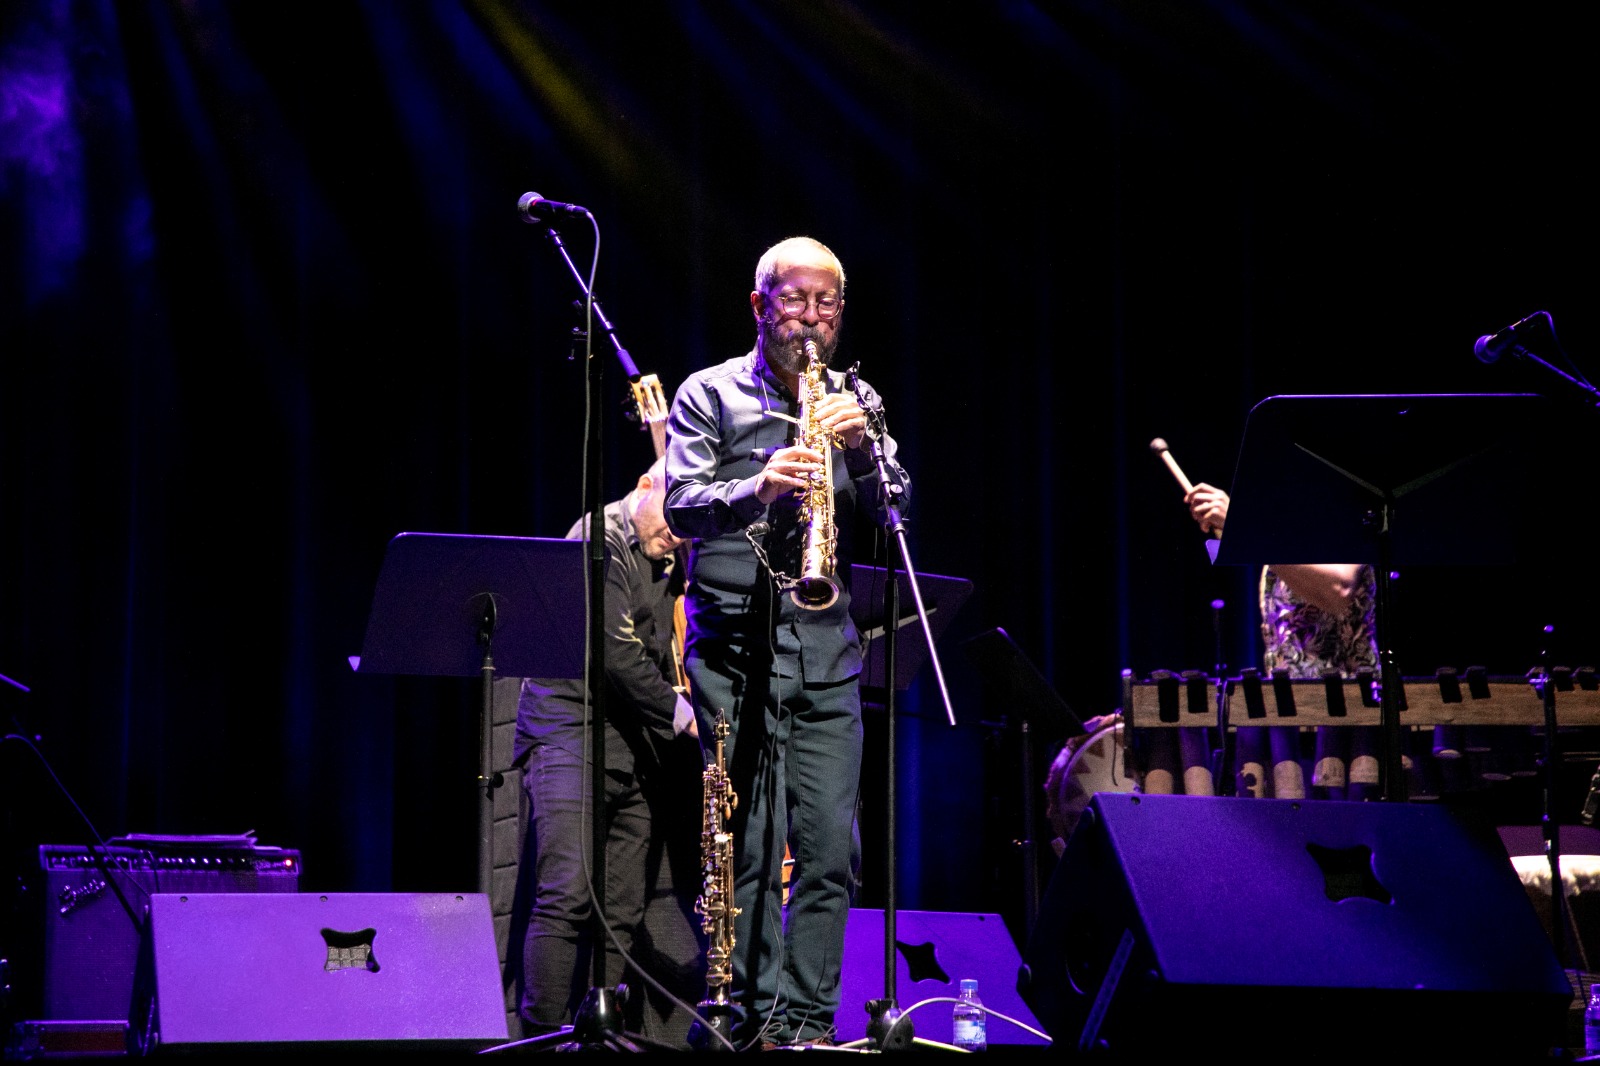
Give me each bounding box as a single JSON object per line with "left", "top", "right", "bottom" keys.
{"left": 517, "top": 191, "right": 592, "bottom": 224}
{"left": 747, "top": 521, "right": 771, "bottom": 538}
{"left": 1474, "top": 311, "right": 1547, "bottom": 364}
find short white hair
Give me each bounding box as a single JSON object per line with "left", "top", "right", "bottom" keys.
{"left": 753, "top": 236, "right": 846, "bottom": 294}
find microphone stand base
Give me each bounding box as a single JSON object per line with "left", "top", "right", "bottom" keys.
{"left": 865, "top": 999, "right": 914, "bottom": 1051}
{"left": 562, "top": 985, "right": 645, "bottom": 1052}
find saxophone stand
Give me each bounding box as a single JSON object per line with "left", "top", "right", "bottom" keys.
{"left": 687, "top": 981, "right": 741, "bottom": 1053}
{"left": 843, "top": 367, "right": 965, "bottom": 1052}
{"left": 687, "top": 714, "right": 744, "bottom": 1053}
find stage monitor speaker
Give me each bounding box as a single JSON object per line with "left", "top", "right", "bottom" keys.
{"left": 1020, "top": 794, "right": 1573, "bottom": 1058}
{"left": 129, "top": 892, "right": 509, "bottom": 1055}
{"left": 35, "top": 843, "right": 300, "bottom": 1022}
{"left": 836, "top": 909, "right": 1048, "bottom": 1047}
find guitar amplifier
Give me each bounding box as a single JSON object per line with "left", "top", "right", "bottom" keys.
{"left": 33, "top": 840, "right": 301, "bottom": 1021}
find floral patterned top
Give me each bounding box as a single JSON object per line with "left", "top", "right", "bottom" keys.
{"left": 1258, "top": 564, "right": 1379, "bottom": 678}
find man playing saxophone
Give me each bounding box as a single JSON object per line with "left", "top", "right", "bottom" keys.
{"left": 664, "top": 236, "right": 911, "bottom": 1049}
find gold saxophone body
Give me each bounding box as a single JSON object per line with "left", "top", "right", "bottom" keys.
{"left": 694, "top": 712, "right": 739, "bottom": 1037}
{"left": 791, "top": 337, "right": 841, "bottom": 611}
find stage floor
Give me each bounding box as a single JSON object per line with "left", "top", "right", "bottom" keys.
{"left": 10, "top": 987, "right": 1595, "bottom": 1062}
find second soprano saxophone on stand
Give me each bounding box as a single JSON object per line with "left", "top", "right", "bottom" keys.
{"left": 690, "top": 711, "right": 739, "bottom": 1050}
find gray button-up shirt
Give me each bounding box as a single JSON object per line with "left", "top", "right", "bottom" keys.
{"left": 664, "top": 350, "right": 910, "bottom": 682}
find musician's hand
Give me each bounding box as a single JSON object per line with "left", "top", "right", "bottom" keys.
{"left": 673, "top": 694, "right": 698, "bottom": 739}
{"left": 754, "top": 445, "right": 824, "bottom": 505}
{"left": 1082, "top": 711, "right": 1122, "bottom": 734}
{"left": 1184, "top": 482, "right": 1230, "bottom": 536}
{"left": 813, "top": 394, "right": 868, "bottom": 450}
{"left": 1065, "top": 712, "right": 1122, "bottom": 752}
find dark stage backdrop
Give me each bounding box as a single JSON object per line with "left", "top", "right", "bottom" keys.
{"left": 3, "top": 2, "right": 1596, "bottom": 927}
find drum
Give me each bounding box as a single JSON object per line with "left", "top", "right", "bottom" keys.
{"left": 1050, "top": 723, "right": 1137, "bottom": 842}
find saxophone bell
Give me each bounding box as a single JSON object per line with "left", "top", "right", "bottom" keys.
{"left": 791, "top": 574, "right": 841, "bottom": 611}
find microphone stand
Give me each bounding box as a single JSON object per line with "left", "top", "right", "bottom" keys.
{"left": 1211, "top": 599, "right": 1234, "bottom": 797}
{"left": 521, "top": 211, "right": 645, "bottom": 1052}
{"left": 845, "top": 366, "right": 957, "bottom": 1053}
{"left": 1532, "top": 626, "right": 1584, "bottom": 975}
{"left": 1480, "top": 326, "right": 1600, "bottom": 971}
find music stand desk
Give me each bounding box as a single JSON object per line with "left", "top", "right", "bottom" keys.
{"left": 849, "top": 565, "right": 972, "bottom": 694}
{"left": 961, "top": 626, "right": 1084, "bottom": 735}
{"left": 353, "top": 532, "right": 585, "bottom": 681}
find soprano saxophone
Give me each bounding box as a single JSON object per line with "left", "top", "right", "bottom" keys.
{"left": 791, "top": 337, "right": 841, "bottom": 610}
{"left": 693, "top": 711, "right": 739, "bottom": 1046}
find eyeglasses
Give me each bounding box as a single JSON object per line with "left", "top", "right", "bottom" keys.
{"left": 770, "top": 291, "right": 842, "bottom": 319}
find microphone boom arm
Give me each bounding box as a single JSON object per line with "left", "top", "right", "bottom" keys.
{"left": 523, "top": 198, "right": 643, "bottom": 382}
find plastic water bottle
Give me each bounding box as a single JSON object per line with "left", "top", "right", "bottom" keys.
{"left": 952, "top": 978, "right": 986, "bottom": 1051}
{"left": 1586, "top": 984, "right": 1600, "bottom": 1052}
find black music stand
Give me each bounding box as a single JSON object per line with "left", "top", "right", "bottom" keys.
{"left": 851, "top": 566, "right": 973, "bottom": 697}
{"left": 960, "top": 627, "right": 1083, "bottom": 736}
{"left": 353, "top": 532, "right": 586, "bottom": 895}
{"left": 961, "top": 627, "right": 1084, "bottom": 931}
{"left": 1214, "top": 393, "right": 1584, "bottom": 964}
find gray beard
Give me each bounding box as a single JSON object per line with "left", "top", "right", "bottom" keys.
{"left": 759, "top": 318, "right": 839, "bottom": 377}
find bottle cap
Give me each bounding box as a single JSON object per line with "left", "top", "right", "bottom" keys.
{"left": 959, "top": 978, "right": 978, "bottom": 992}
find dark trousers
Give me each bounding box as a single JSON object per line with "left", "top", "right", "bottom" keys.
{"left": 687, "top": 654, "right": 863, "bottom": 1045}
{"left": 518, "top": 740, "right": 651, "bottom": 1032}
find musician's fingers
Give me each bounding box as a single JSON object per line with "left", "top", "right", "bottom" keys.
{"left": 755, "top": 460, "right": 819, "bottom": 504}
{"left": 1196, "top": 502, "right": 1227, "bottom": 535}
{"left": 819, "top": 403, "right": 863, "bottom": 428}
{"left": 758, "top": 446, "right": 826, "bottom": 489}
{"left": 755, "top": 476, "right": 795, "bottom": 505}
{"left": 766, "top": 465, "right": 815, "bottom": 487}
{"left": 774, "top": 444, "right": 824, "bottom": 464}
{"left": 813, "top": 397, "right": 866, "bottom": 445}
{"left": 826, "top": 412, "right": 867, "bottom": 449}
{"left": 815, "top": 393, "right": 860, "bottom": 416}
